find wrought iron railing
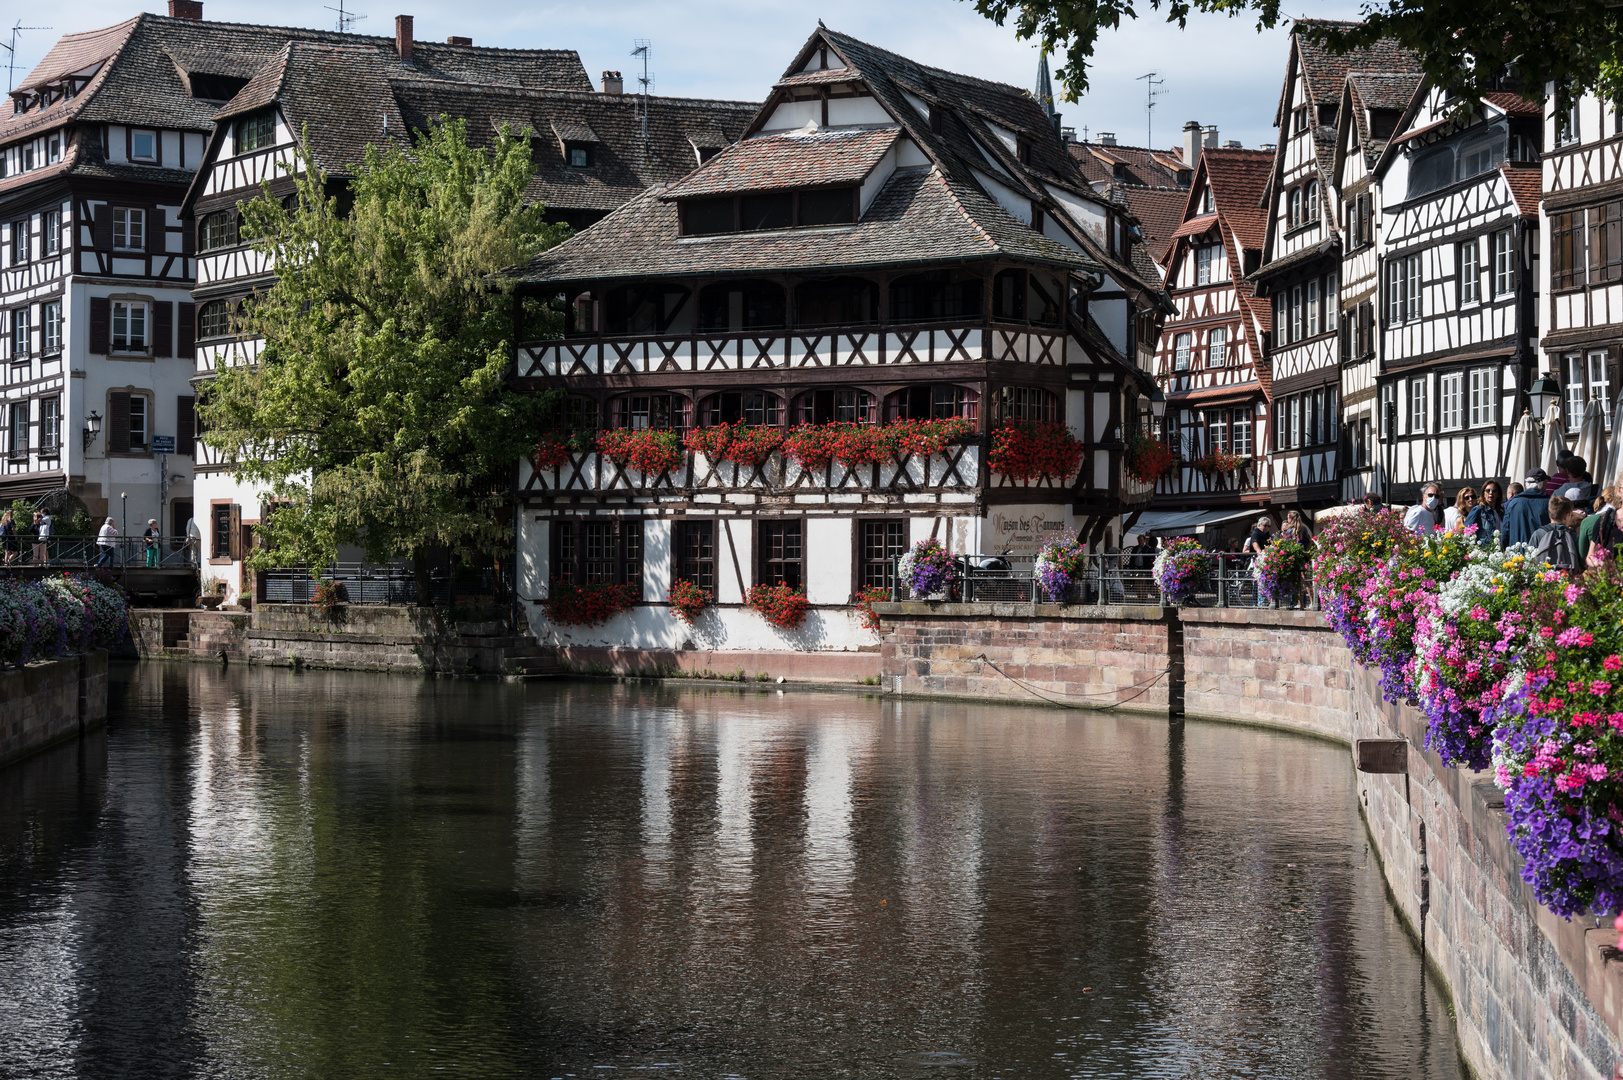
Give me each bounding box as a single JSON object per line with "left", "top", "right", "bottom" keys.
{"left": 0, "top": 535, "right": 198, "bottom": 569}
{"left": 261, "top": 561, "right": 512, "bottom": 607}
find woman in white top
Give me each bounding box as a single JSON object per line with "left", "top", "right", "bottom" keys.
{"left": 1443, "top": 486, "right": 1476, "bottom": 533}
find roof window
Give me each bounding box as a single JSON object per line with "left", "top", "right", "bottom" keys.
{"left": 679, "top": 187, "right": 856, "bottom": 236}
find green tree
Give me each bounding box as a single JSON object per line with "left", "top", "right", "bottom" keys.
{"left": 201, "top": 117, "right": 567, "bottom": 574}
{"left": 969, "top": 0, "right": 1623, "bottom": 107}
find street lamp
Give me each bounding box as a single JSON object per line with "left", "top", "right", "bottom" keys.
{"left": 1528, "top": 373, "right": 1561, "bottom": 419}
{"left": 82, "top": 410, "right": 101, "bottom": 451}
{"left": 1147, "top": 385, "right": 1167, "bottom": 420}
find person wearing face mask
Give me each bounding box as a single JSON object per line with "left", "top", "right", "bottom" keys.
{"left": 1404, "top": 483, "right": 1445, "bottom": 535}
{"left": 1502, "top": 469, "right": 1552, "bottom": 548}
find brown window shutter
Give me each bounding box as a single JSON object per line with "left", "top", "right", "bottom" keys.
{"left": 89, "top": 296, "right": 110, "bottom": 354}
{"left": 182, "top": 219, "right": 195, "bottom": 255}
{"left": 93, "top": 205, "right": 113, "bottom": 249}
{"left": 177, "top": 396, "right": 195, "bottom": 455}
{"left": 108, "top": 392, "right": 130, "bottom": 453}
{"left": 228, "top": 503, "right": 242, "bottom": 560}
{"left": 152, "top": 301, "right": 173, "bottom": 358}
{"left": 146, "top": 208, "right": 163, "bottom": 255}
{"left": 177, "top": 302, "right": 195, "bottom": 358}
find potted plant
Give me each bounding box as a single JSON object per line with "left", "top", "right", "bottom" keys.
{"left": 897, "top": 538, "right": 955, "bottom": 599}
{"left": 1035, "top": 537, "right": 1087, "bottom": 603}
{"left": 199, "top": 580, "right": 226, "bottom": 609}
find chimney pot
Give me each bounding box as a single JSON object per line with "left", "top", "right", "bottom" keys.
{"left": 1182, "top": 120, "right": 1202, "bottom": 168}
{"left": 1098, "top": 132, "right": 1116, "bottom": 147}
{"left": 446, "top": 35, "right": 471, "bottom": 45}
{"left": 1223, "top": 139, "right": 1241, "bottom": 149}
{"left": 394, "top": 15, "right": 414, "bottom": 64}
{"left": 1202, "top": 124, "right": 1219, "bottom": 149}
{"left": 167, "top": 0, "right": 204, "bottom": 19}
{"left": 602, "top": 70, "right": 623, "bottom": 95}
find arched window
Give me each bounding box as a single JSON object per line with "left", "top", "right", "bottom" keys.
{"left": 199, "top": 211, "right": 237, "bottom": 251}
{"left": 1305, "top": 180, "right": 1319, "bottom": 223}
{"left": 697, "top": 279, "right": 786, "bottom": 333}
{"left": 699, "top": 390, "right": 783, "bottom": 426}
{"left": 609, "top": 393, "right": 691, "bottom": 430}
{"left": 795, "top": 388, "right": 875, "bottom": 425}
{"left": 889, "top": 272, "right": 984, "bottom": 322}
{"left": 794, "top": 277, "right": 878, "bottom": 327}
{"left": 885, "top": 384, "right": 979, "bottom": 422}
{"left": 197, "top": 299, "right": 234, "bottom": 340}
{"left": 992, "top": 386, "right": 1059, "bottom": 423}
{"left": 1288, "top": 187, "right": 1302, "bottom": 228}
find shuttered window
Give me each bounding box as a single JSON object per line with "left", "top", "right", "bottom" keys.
{"left": 177, "top": 396, "right": 196, "bottom": 455}
{"left": 107, "top": 392, "right": 150, "bottom": 453}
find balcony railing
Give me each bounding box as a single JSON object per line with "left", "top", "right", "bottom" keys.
{"left": 0, "top": 536, "right": 198, "bottom": 569}
{"left": 261, "top": 563, "right": 510, "bottom": 607}
{"left": 887, "top": 551, "right": 1316, "bottom": 610}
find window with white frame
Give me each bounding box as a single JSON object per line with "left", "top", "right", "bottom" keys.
{"left": 1208, "top": 326, "right": 1228, "bottom": 367}
{"left": 1206, "top": 409, "right": 1228, "bottom": 452}
{"left": 1289, "top": 187, "right": 1302, "bottom": 228}
{"left": 43, "top": 209, "right": 58, "bottom": 255}
{"left": 1232, "top": 407, "right": 1252, "bottom": 455}
{"left": 1492, "top": 229, "right": 1515, "bottom": 296}
{"left": 1289, "top": 396, "right": 1302, "bottom": 449}
{"left": 1589, "top": 349, "right": 1612, "bottom": 426}
{"left": 8, "top": 401, "right": 26, "bottom": 457}
{"left": 1439, "top": 371, "right": 1464, "bottom": 430}
{"left": 1409, "top": 378, "right": 1428, "bottom": 433}
{"left": 130, "top": 129, "right": 157, "bottom": 162}
{"left": 1307, "top": 279, "right": 1320, "bottom": 337}
{"left": 1404, "top": 254, "right": 1422, "bottom": 319}
{"left": 1459, "top": 239, "right": 1481, "bottom": 305}
{"left": 1291, "top": 284, "right": 1304, "bottom": 341}
{"left": 10, "top": 307, "right": 26, "bottom": 359}
{"left": 1305, "top": 179, "right": 1319, "bottom": 224}
{"left": 1387, "top": 254, "right": 1423, "bottom": 323}
{"left": 1566, "top": 352, "right": 1588, "bottom": 430}
{"left": 1196, "top": 245, "right": 1215, "bottom": 285}
{"left": 1380, "top": 383, "right": 1396, "bottom": 438}
{"left": 112, "top": 301, "right": 148, "bottom": 352}
{"left": 112, "top": 208, "right": 145, "bottom": 251}
{"left": 1468, "top": 367, "right": 1496, "bottom": 427}
{"left": 41, "top": 301, "right": 59, "bottom": 353}
{"left": 1325, "top": 273, "right": 1338, "bottom": 332}
{"left": 39, "top": 395, "right": 59, "bottom": 451}
{"left": 1173, "top": 332, "right": 1191, "bottom": 371}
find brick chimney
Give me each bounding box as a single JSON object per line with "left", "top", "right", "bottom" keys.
{"left": 395, "top": 15, "right": 414, "bottom": 64}
{"left": 445, "top": 35, "right": 471, "bottom": 45}
{"left": 602, "top": 70, "right": 623, "bottom": 95}
{"left": 168, "top": 0, "right": 204, "bottom": 19}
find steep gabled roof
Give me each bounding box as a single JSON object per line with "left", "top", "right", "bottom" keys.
{"left": 1501, "top": 162, "right": 1541, "bottom": 219}
{"left": 1069, "top": 141, "right": 1188, "bottom": 190}
{"left": 1121, "top": 186, "right": 1190, "bottom": 263}
{"left": 1343, "top": 72, "right": 1424, "bottom": 169}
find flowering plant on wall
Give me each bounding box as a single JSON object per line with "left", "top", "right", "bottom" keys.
{"left": 1253, "top": 537, "right": 1310, "bottom": 608}
{"left": 855, "top": 586, "right": 889, "bottom": 633}
{"left": 532, "top": 430, "right": 593, "bottom": 470}
{"left": 312, "top": 578, "right": 346, "bottom": 618}
{"left": 543, "top": 579, "right": 637, "bottom": 627}
{"left": 746, "top": 583, "right": 810, "bottom": 630}
{"left": 0, "top": 575, "right": 127, "bottom": 667}
{"left": 1035, "top": 537, "right": 1086, "bottom": 602}
{"left": 1310, "top": 507, "right": 1416, "bottom": 658}
{"left": 684, "top": 423, "right": 786, "bottom": 468}
{"left": 1123, "top": 430, "right": 1177, "bottom": 484}
{"left": 668, "top": 578, "right": 711, "bottom": 624}
{"left": 1153, "top": 537, "right": 1210, "bottom": 605}
{"left": 1357, "top": 529, "right": 1474, "bottom": 704}
{"left": 595, "top": 429, "right": 684, "bottom": 474}
{"left": 897, "top": 538, "right": 954, "bottom": 598}
{"left": 988, "top": 420, "right": 1084, "bottom": 481}
{"left": 1190, "top": 449, "right": 1248, "bottom": 475}
{"left": 891, "top": 418, "right": 975, "bottom": 457}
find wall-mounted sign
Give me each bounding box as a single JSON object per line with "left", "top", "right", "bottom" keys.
{"left": 151, "top": 435, "right": 176, "bottom": 453}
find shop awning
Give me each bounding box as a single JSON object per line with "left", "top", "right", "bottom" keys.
{"left": 1127, "top": 507, "right": 1260, "bottom": 536}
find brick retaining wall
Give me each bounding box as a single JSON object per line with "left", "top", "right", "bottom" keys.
{"left": 0, "top": 651, "right": 108, "bottom": 769}
{"left": 874, "top": 601, "right": 1623, "bottom": 1080}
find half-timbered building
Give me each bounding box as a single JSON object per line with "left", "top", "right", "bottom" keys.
{"left": 1252, "top": 23, "right": 1421, "bottom": 513}
{"left": 1147, "top": 147, "right": 1273, "bottom": 530}
{"left": 1331, "top": 70, "right": 1423, "bottom": 500}
{"left": 1370, "top": 83, "right": 1542, "bottom": 500}
{"left": 507, "top": 27, "right": 1165, "bottom": 657}
{"left": 1541, "top": 90, "right": 1623, "bottom": 435}
{"left": 178, "top": 20, "right": 754, "bottom": 600}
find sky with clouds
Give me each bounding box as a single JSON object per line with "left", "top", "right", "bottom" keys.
{"left": 19, "top": 0, "right": 1366, "bottom": 151}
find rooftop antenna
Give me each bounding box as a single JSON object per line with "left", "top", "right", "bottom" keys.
{"left": 631, "top": 40, "right": 652, "bottom": 143}
{"left": 1136, "top": 71, "right": 1165, "bottom": 147}
{"left": 1, "top": 23, "right": 51, "bottom": 93}
{"left": 323, "top": 0, "right": 365, "bottom": 33}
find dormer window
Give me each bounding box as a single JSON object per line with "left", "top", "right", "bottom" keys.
{"left": 1318, "top": 103, "right": 1338, "bottom": 126}
{"left": 566, "top": 142, "right": 592, "bottom": 168}
{"left": 679, "top": 187, "right": 857, "bottom": 236}
{"left": 1368, "top": 110, "right": 1399, "bottom": 140}
{"left": 1018, "top": 139, "right": 1032, "bottom": 165}
{"left": 1201, "top": 187, "right": 1214, "bottom": 214}
{"left": 130, "top": 129, "right": 157, "bottom": 163}
{"left": 235, "top": 113, "right": 274, "bottom": 155}
{"left": 929, "top": 104, "right": 944, "bottom": 134}
{"left": 21, "top": 145, "right": 34, "bottom": 171}
{"left": 46, "top": 134, "right": 60, "bottom": 163}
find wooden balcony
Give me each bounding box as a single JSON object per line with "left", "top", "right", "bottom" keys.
{"left": 516, "top": 321, "right": 1076, "bottom": 380}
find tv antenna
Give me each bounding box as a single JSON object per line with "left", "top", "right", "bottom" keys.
{"left": 631, "top": 40, "right": 653, "bottom": 142}
{"left": 1136, "top": 71, "right": 1165, "bottom": 147}
{"left": 1, "top": 23, "right": 51, "bottom": 92}
{"left": 323, "top": 0, "right": 365, "bottom": 33}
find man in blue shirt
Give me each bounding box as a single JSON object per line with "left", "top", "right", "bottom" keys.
{"left": 1502, "top": 469, "right": 1551, "bottom": 548}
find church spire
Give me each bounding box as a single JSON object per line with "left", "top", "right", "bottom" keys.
{"left": 1034, "top": 53, "right": 1056, "bottom": 120}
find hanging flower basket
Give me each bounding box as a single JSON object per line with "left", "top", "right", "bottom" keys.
{"left": 746, "top": 583, "right": 810, "bottom": 629}
{"left": 596, "top": 429, "right": 684, "bottom": 474}
{"left": 1035, "top": 537, "right": 1087, "bottom": 602}
{"left": 1124, "top": 431, "right": 1177, "bottom": 484}
{"left": 668, "top": 578, "right": 711, "bottom": 624}
{"left": 1153, "top": 537, "right": 1211, "bottom": 605}
{"left": 543, "top": 580, "right": 637, "bottom": 627}
{"left": 988, "top": 420, "right": 1085, "bottom": 481}
{"left": 1253, "top": 537, "right": 1309, "bottom": 607}
{"left": 897, "top": 538, "right": 955, "bottom": 598}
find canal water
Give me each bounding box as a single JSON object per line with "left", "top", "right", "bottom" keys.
{"left": 0, "top": 664, "right": 1463, "bottom": 1080}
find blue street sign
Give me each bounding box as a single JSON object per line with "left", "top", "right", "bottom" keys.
{"left": 152, "top": 435, "right": 176, "bottom": 453}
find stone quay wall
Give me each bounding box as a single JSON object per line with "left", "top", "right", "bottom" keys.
{"left": 0, "top": 650, "right": 109, "bottom": 769}
{"left": 874, "top": 601, "right": 1623, "bottom": 1080}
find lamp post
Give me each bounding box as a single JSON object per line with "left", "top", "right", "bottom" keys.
{"left": 1528, "top": 373, "right": 1561, "bottom": 421}
{"left": 120, "top": 492, "right": 127, "bottom": 566}
{"left": 1147, "top": 386, "right": 1167, "bottom": 439}
{"left": 82, "top": 410, "right": 101, "bottom": 451}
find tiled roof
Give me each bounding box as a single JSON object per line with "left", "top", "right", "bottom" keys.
{"left": 1069, "top": 141, "right": 1188, "bottom": 190}
{"left": 1169, "top": 213, "right": 1219, "bottom": 242}
{"left": 661, "top": 126, "right": 899, "bottom": 198}
{"left": 1501, "top": 162, "right": 1540, "bottom": 219}
{"left": 0, "top": 12, "right": 591, "bottom": 148}
{"left": 389, "top": 81, "right": 757, "bottom": 214}
{"left": 1122, "top": 186, "right": 1191, "bottom": 260}
{"left": 1293, "top": 19, "right": 1421, "bottom": 109}
{"left": 517, "top": 166, "right": 1093, "bottom": 283}
{"left": 1203, "top": 148, "right": 1272, "bottom": 254}
{"left": 1345, "top": 72, "right": 1423, "bottom": 165}
{"left": 1483, "top": 92, "right": 1541, "bottom": 118}
{"left": 550, "top": 119, "right": 601, "bottom": 144}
